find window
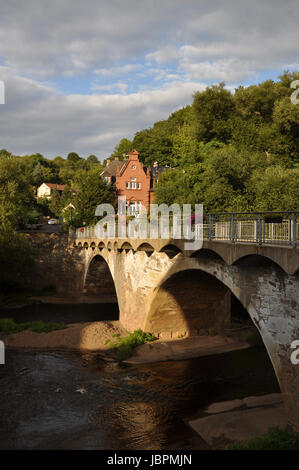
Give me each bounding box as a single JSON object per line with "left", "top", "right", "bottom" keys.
{"left": 132, "top": 165, "right": 136, "bottom": 170}
{"left": 130, "top": 178, "right": 136, "bottom": 189}
{"left": 103, "top": 176, "right": 110, "bottom": 184}
{"left": 137, "top": 182, "right": 141, "bottom": 189}
{"left": 126, "top": 182, "right": 130, "bottom": 189}
{"left": 129, "top": 201, "right": 137, "bottom": 215}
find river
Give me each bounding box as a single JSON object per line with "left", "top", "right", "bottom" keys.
{"left": 0, "top": 344, "right": 279, "bottom": 450}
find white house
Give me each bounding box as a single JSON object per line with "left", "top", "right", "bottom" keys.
{"left": 37, "top": 182, "right": 66, "bottom": 199}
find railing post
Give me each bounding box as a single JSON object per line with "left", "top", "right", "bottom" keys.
{"left": 292, "top": 212, "right": 297, "bottom": 248}
{"left": 208, "top": 214, "right": 213, "bottom": 241}
{"left": 257, "top": 213, "right": 262, "bottom": 245}
{"left": 231, "top": 214, "right": 235, "bottom": 243}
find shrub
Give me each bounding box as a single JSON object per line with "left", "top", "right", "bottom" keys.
{"left": 228, "top": 427, "right": 299, "bottom": 450}
{"left": 0, "top": 317, "right": 67, "bottom": 334}
{"left": 107, "top": 329, "right": 156, "bottom": 361}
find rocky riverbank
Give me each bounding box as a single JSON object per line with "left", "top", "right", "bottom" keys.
{"left": 1, "top": 321, "right": 127, "bottom": 352}
{"left": 187, "top": 393, "right": 288, "bottom": 448}
{"left": 1, "top": 319, "right": 252, "bottom": 364}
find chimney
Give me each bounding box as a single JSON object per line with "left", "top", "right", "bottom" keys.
{"left": 129, "top": 149, "right": 139, "bottom": 161}
{"left": 106, "top": 158, "right": 111, "bottom": 166}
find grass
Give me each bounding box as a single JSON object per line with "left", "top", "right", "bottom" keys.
{"left": 0, "top": 317, "right": 67, "bottom": 334}
{"left": 228, "top": 427, "right": 299, "bottom": 450}
{"left": 106, "top": 329, "right": 156, "bottom": 361}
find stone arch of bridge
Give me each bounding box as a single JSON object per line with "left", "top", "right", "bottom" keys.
{"left": 83, "top": 253, "right": 118, "bottom": 306}
{"left": 143, "top": 256, "right": 288, "bottom": 394}
{"left": 231, "top": 253, "right": 289, "bottom": 273}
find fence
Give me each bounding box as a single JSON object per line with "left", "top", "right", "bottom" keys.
{"left": 74, "top": 211, "right": 298, "bottom": 247}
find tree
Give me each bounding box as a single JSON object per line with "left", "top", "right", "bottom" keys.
{"left": 32, "top": 162, "right": 44, "bottom": 185}
{"left": 234, "top": 80, "right": 280, "bottom": 122}
{"left": 272, "top": 97, "right": 299, "bottom": 164}
{"left": 193, "top": 83, "right": 235, "bottom": 143}
{"left": 71, "top": 169, "right": 115, "bottom": 226}
{"left": 249, "top": 166, "right": 299, "bottom": 211}
{"left": 53, "top": 156, "right": 65, "bottom": 168}
{"left": 87, "top": 154, "right": 99, "bottom": 164}
{"left": 172, "top": 122, "right": 200, "bottom": 167}
{"left": 0, "top": 154, "right": 34, "bottom": 228}
{"left": 49, "top": 189, "right": 63, "bottom": 217}
{"left": 154, "top": 169, "right": 197, "bottom": 206}
{"left": 199, "top": 146, "right": 268, "bottom": 211}
{"left": 111, "top": 139, "right": 132, "bottom": 159}
{"left": 0, "top": 154, "right": 36, "bottom": 290}
{"left": 67, "top": 152, "right": 81, "bottom": 163}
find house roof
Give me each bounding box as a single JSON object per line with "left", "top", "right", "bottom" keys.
{"left": 149, "top": 165, "right": 170, "bottom": 178}
{"left": 42, "top": 183, "right": 66, "bottom": 191}
{"left": 101, "top": 160, "right": 127, "bottom": 177}
{"left": 101, "top": 156, "right": 170, "bottom": 180}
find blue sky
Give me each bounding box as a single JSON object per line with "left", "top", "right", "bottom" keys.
{"left": 0, "top": 0, "right": 298, "bottom": 160}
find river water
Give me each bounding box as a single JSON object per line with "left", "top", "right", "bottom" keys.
{"left": 0, "top": 345, "right": 279, "bottom": 450}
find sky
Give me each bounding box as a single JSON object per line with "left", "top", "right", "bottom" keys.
{"left": 0, "top": 0, "right": 298, "bottom": 161}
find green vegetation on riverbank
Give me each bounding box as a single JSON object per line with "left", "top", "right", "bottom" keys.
{"left": 0, "top": 317, "right": 67, "bottom": 334}
{"left": 228, "top": 426, "right": 299, "bottom": 450}
{"left": 106, "top": 329, "right": 156, "bottom": 361}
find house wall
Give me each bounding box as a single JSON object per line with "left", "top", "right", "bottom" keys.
{"left": 37, "top": 184, "right": 51, "bottom": 199}
{"left": 116, "top": 150, "right": 151, "bottom": 213}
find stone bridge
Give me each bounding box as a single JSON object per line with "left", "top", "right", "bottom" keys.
{"left": 71, "top": 234, "right": 299, "bottom": 430}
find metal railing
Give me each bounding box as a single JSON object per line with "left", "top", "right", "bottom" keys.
{"left": 74, "top": 211, "right": 298, "bottom": 247}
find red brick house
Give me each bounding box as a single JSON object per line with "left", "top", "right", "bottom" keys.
{"left": 101, "top": 149, "right": 168, "bottom": 214}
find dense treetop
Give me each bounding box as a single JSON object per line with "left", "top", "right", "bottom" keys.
{"left": 111, "top": 71, "right": 299, "bottom": 211}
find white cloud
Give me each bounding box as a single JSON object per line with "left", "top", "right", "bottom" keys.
{"left": 0, "top": 0, "right": 298, "bottom": 158}
{"left": 0, "top": 0, "right": 298, "bottom": 78}
{"left": 180, "top": 58, "right": 255, "bottom": 82}
{"left": 90, "top": 82, "right": 128, "bottom": 93}
{"left": 0, "top": 68, "right": 206, "bottom": 159}
{"left": 146, "top": 46, "right": 180, "bottom": 64}
{"left": 93, "top": 64, "right": 142, "bottom": 77}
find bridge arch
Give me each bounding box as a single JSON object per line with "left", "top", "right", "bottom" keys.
{"left": 231, "top": 253, "right": 288, "bottom": 274}
{"left": 143, "top": 255, "right": 291, "bottom": 398}
{"left": 159, "top": 244, "right": 182, "bottom": 259}
{"left": 190, "top": 248, "right": 226, "bottom": 264}
{"left": 144, "top": 268, "right": 231, "bottom": 337}
{"left": 137, "top": 243, "right": 155, "bottom": 256}
{"left": 121, "top": 241, "right": 134, "bottom": 252}
{"left": 84, "top": 254, "right": 118, "bottom": 305}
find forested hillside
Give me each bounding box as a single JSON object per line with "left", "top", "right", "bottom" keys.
{"left": 111, "top": 71, "right": 299, "bottom": 212}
